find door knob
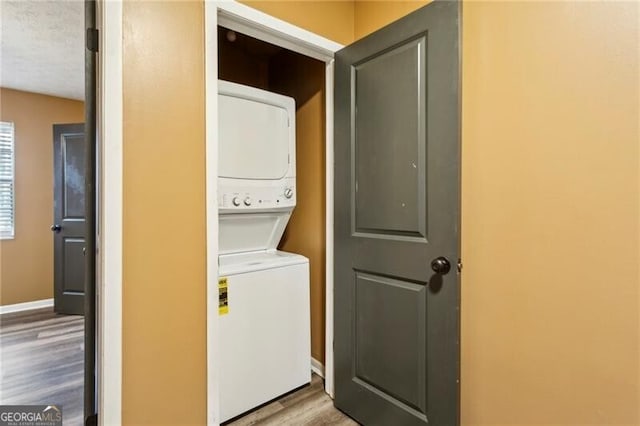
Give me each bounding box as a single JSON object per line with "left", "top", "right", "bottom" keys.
{"left": 431, "top": 256, "right": 451, "bottom": 275}
{"left": 51, "top": 224, "right": 62, "bottom": 233}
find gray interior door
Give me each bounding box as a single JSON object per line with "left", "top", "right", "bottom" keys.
{"left": 53, "top": 123, "right": 86, "bottom": 315}
{"left": 334, "top": 1, "right": 460, "bottom": 425}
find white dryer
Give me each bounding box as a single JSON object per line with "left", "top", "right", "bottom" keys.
{"left": 217, "top": 80, "right": 310, "bottom": 422}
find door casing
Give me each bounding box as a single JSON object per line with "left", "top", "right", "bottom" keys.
{"left": 205, "top": 2, "right": 342, "bottom": 424}
{"left": 96, "top": 0, "right": 124, "bottom": 423}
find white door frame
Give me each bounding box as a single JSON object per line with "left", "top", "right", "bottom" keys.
{"left": 205, "top": 2, "right": 342, "bottom": 424}
{"left": 98, "top": 0, "right": 123, "bottom": 424}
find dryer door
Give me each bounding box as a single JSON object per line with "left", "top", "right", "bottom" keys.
{"left": 219, "top": 91, "right": 291, "bottom": 180}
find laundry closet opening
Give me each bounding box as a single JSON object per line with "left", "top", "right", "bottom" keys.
{"left": 217, "top": 26, "right": 327, "bottom": 371}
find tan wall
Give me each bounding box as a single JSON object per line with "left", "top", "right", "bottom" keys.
{"left": 121, "top": 1, "right": 639, "bottom": 423}
{"left": 270, "top": 53, "right": 327, "bottom": 363}
{"left": 357, "top": 1, "right": 637, "bottom": 423}
{"left": 122, "top": 1, "right": 206, "bottom": 424}
{"left": 354, "top": 0, "right": 428, "bottom": 40}
{"left": 0, "top": 88, "right": 84, "bottom": 306}
{"left": 460, "top": 2, "right": 639, "bottom": 423}
{"left": 240, "top": 1, "right": 354, "bottom": 46}
{"left": 121, "top": 2, "right": 353, "bottom": 423}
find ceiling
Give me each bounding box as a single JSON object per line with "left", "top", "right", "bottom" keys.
{"left": 1, "top": 1, "right": 84, "bottom": 101}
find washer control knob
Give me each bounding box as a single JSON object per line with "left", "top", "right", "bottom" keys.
{"left": 244, "top": 197, "right": 252, "bottom": 206}
{"left": 232, "top": 196, "right": 241, "bottom": 207}
{"left": 284, "top": 188, "right": 293, "bottom": 199}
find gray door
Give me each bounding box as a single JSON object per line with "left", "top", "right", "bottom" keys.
{"left": 52, "top": 123, "right": 86, "bottom": 315}
{"left": 334, "top": 1, "right": 460, "bottom": 425}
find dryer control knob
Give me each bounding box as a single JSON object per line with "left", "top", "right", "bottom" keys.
{"left": 244, "top": 197, "right": 252, "bottom": 206}
{"left": 232, "top": 196, "right": 241, "bottom": 207}
{"left": 284, "top": 188, "right": 293, "bottom": 199}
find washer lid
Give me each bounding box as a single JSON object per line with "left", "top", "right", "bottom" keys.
{"left": 219, "top": 250, "right": 308, "bottom": 276}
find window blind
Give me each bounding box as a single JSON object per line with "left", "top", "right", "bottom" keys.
{"left": 0, "top": 121, "right": 15, "bottom": 239}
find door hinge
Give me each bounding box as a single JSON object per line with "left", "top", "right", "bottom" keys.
{"left": 87, "top": 28, "right": 99, "bottom": 52}
{"left": 457, "top": 258, "right": 463, "bottom": 273}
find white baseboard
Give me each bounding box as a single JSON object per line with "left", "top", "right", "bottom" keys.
{"left": 0, "top": 298, "right": 54, "bottom": 314}
{"left": 311, "top": 357, "right": 325, "bottom": 378}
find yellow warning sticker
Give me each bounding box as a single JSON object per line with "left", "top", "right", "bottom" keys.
{"left": 218, "top": 277, "right": 229, "bottom": 315}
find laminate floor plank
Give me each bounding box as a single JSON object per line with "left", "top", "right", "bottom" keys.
{"left": 227, "top": 400, "right": 286, "bottom": 426}
{"left": 0, "top": 307, "right": 83, "bottom": 425}
{"left": 2, "top": 308, "right": 358, "bottom": 426}
{"left": 227, "top": 375, "right": 359, "bottom": 426}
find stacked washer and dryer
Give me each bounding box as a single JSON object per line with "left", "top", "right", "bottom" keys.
{"left": 217, "top": 80, "right": 311, "bottom": 422}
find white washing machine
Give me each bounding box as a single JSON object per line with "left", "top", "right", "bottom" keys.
{"left": 218, "top": 252, "right": 310, "bottom": 422}
{"left": 217, "top": 80, "right": 311, "bottom": 422}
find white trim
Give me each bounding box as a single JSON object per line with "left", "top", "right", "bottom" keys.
{"left": 217, "top": 1, "right": 341, "bottom": 63}
{"left": 205, "top": 2, "right": 220, "bottom": 425}
{"left": 0, "top": 298, "right": 53, "bottom": 315}
{"left": 98, "top": 0, "right": 123, "bottom": 424}
{"left": 207, "top": 2, "right": 342, "bottom": 424}
{"left": 311, "top": 357, "right": 325, "bottom": 378}
{"left": 324, "top": 59, "right": 336, "bottom": 399}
